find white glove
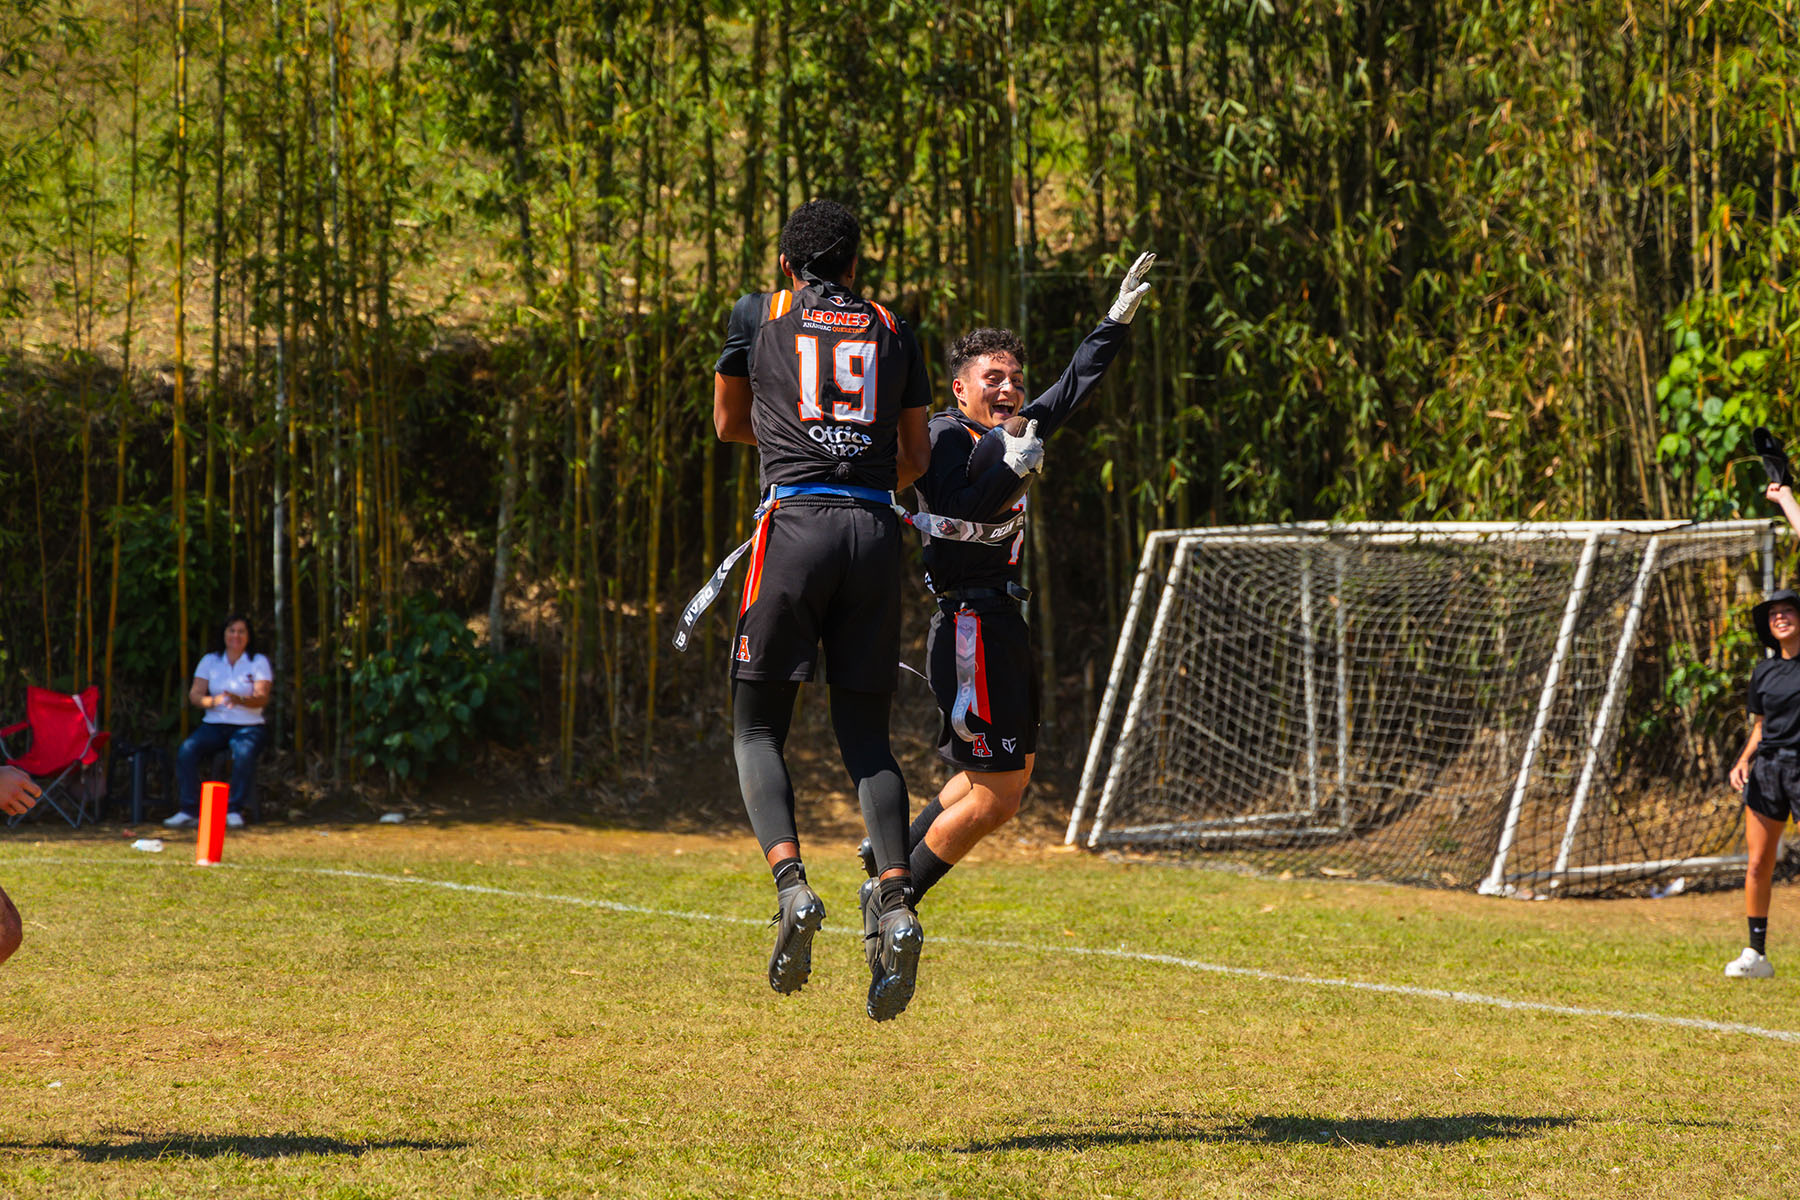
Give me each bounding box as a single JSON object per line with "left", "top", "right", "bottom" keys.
{"left": 1107, "top": 250, "right": 1157, "bottom": 323}
{"left": 1001, "top": 419, "right": 1044, "bottom": 477}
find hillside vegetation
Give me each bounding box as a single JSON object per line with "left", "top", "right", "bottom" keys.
{"left": 0, "top": 1, "right": 1796, "bottom": 799}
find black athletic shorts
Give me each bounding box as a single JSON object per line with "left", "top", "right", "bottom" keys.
{"left": 1746, "top": 751, "right": 1800, "bottom": 822}
{"left": 731, "top": 496, "right": 902, "bottom": 692}
{"left": 926, "top": 603, "right": 1038, "bottom": 772}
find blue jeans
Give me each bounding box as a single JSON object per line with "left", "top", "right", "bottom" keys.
{"left": 176, "top": 722, "right": 267, "bottom": 816}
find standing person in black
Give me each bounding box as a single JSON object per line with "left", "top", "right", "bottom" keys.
{"left": 1726, "top": 504, "right": 1800, "bottom": 979}
{"left": 855, "top": 252, "right": 1155, "bottom": 923}
{"left": 713, "top": 200, "right": 933, "bottom": 1021}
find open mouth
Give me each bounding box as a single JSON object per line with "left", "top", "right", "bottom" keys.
{"left": 992, "top": 401, "right": 1017, "bottom": 419}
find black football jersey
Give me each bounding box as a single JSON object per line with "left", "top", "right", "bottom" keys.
{"left": 1749, "top": 655, "right": 1800, "bottom": 749}
{"left": 917, "top": 318, "right": 1130, "bottom": 595}
{"left": 715, "top": 281, "right": 931, "bottom": 492}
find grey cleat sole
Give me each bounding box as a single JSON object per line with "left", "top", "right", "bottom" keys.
{"left": 768, "top": 888, "right": 825, "bottom": 994}
{"left": 857, "top": 837, "right": 877, "bottom": 879}
{"left": 866, "top": 911, "right": 923, "bottom": 1022}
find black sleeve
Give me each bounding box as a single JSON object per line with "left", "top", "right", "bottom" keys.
{"left": 714, "top": 293, "right": 766, "bottom": 378}
{"left": 915, "top": 415, "right": 1031, "bottom": 521}
{"left": 1017, "top": 317, "right": 1130, "bottom": 437}
{"left": 1749, "top": 663, "right": 1766, "bottom": 717}
{"left": 898, "top": 320, "right": 932, "bottom": 409}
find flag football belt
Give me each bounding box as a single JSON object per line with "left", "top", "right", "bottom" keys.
{"left": 671, "top": 484, "right": 1028, "bottom": 652}
{"left": 934, "top": 582, "right": 1031, "bottom": 612}
{"left": 770, "top": 486, "right": 1023, "bottom": 548}
{"left": 944, "top": 584, "right": 1029, "bottom": 744}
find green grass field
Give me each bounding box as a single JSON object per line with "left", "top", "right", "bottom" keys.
{"left": 1, "top": 820, "right": 1796, "bottom": 1199}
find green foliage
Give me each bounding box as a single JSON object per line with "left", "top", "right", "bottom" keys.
{"left": 8, "top": 0, "right": 1800, "bottom": 774}
{"left": 100, "top": 499, "right": 226, "bottom": 735}
{"left": 348, "top": 596, "right": 532, "bottom": 784}
{"left": 1634, "top": 621, "right": 1760, "bottom": 747}
{"left": 1655, "top": 316, "right": 1778, "bottom": 520}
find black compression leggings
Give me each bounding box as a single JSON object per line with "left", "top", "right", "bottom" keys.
{"left": 731, "top": 679, "right": 911, "bottom": 875}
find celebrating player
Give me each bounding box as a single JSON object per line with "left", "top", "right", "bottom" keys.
{"left": 1723, "top": 472, "right": 1800, "bottom": 978}
{"left": 712, "top": 200, "right": 933, "bottom": 1021}
{"left": 857, "top": 251, "right": 1155, "bottom": 923}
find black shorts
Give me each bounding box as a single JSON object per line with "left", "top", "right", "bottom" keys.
{"left": 1746, "top": 752, "right": 1800, "bottom": 823}
{"left": 926, "top": 603, "right": 1038, "bottom": 773}
{"left": 731, "top": 496, "right": 902, "bottom": 692}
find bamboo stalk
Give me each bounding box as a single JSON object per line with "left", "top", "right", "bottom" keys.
{"left": 174, "top": 0, "right": 192, "bottom": 735}
{"left": 207, "top": 0, "right": 228, "bottom": 557}
{"left": 29, "top": 429, "right": 51, "bottom": 683}
{"left": 104, "top": 0, "right": 146, "bottom": 735}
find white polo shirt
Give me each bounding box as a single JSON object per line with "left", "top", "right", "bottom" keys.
{"left": 194, "top": 651, "right": 273, "bottom": 726}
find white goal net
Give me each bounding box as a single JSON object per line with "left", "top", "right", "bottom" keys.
{"left": 1065, "top": 521, "right": 1788, "bottom": 896}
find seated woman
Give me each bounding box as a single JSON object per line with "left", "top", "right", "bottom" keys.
{"left": 165, "top": 613, "right": 272, "bottom": 830}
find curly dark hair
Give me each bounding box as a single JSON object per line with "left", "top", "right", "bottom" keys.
{"left": 946, "top": 327, "right": 1028, "bottom": 381}
{"left": 779, "top": 200, "right": 860, "bottom": 281}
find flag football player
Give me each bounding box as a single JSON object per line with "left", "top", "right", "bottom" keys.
{"left": 857, "top": 252, "right": 1156, "bottom": 927}
{"left": 713, "top": 199, "right": 934, "bottom": 1020}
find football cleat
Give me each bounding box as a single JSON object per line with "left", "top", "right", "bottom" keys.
{"left": 1724, "top": 947, "right": 1774, "bottom": 979}
{"left": 857, "top": 837, "right": 877, "bottom": 879}
{"left": 767, "top": 882, "right": 825, "bottom": 994}
{"left": 865, "top": 902, "right": 924, "bottom": 1022}
{"left": 858, "top": 878, "right": 880, "bottom": 973}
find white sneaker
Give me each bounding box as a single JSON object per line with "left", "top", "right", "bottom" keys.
{"left": 1724, "top": 947, "right": 1774, "bottom": 979}
{"left": 161, "top": 812, "right": 197, "bottom": 829}
{"left": 225, "top": 812, "right": 245, "bottom": 829}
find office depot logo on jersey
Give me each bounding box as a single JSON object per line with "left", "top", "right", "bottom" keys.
{"left": 800, "top": 308, "right": 871, "bottom": 331}
{"left": 807, "top": 425, "right": 872, "bottom": 457}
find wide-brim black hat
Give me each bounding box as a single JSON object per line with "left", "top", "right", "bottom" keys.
{"left": 1753, "top": 588, "right": 1800, "bottom": 651}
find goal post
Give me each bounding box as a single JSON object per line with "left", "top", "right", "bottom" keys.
{"left": 1066, "top": 520, "right": 1780, "bottom": 897}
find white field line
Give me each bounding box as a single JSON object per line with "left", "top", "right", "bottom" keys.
{"left": 9, "top": 854, "right": 1800, "bottom": 1046}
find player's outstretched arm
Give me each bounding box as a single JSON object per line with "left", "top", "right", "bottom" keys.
{"left": 1766, "top": 483, "right": 1800, "bottom": 538}
{"left": 1019, "top": 249, "right": 1156, "bottom": 436}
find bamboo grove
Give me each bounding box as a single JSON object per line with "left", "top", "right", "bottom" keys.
{"left": 0, "top": 1, "right": 1797, "bottom": 789}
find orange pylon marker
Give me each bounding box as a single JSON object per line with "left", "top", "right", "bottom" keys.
{"left": 196, "top": 781, "right": 229, "bottom": 866}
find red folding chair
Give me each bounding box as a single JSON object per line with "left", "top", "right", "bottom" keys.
{"left": 0, "top": 686, "right": 110, "bottom": 828}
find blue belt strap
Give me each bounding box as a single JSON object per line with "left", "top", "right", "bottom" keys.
{"left": 768, "top": 483, "right": 897, "bottom": 505}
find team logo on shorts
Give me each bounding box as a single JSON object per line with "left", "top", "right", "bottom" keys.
{"left": 971, "top": 733, "right": 992, "bottom": 758}
{"left": 1001, "top": 737, "right": 1017, "bottom": 753}
{"left": 735, "top": 636, "right": 752, "bottom": 663}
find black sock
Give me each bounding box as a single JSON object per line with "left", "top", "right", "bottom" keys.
{"left": 908, "top": 798, "right": 945, "bottom": 853}
{"left": 771, "top": 857, "right": 805, "bottom": 892}
{"left": 909, "top": 842, "right": 953, "bottom": 907}
{"left": 1750, "top": 916, "right": 1769, "bottom": 956}
{"left": 878, "top": 874, "right": 914, "bottom": 914}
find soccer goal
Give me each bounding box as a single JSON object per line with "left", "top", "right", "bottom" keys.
{"left": 1065, "top": 521, "right": 1783, "bottom": 896}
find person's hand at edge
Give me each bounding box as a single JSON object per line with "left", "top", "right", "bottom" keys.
{"left": 0, "top": 766, "right": 40, "bottom": 817}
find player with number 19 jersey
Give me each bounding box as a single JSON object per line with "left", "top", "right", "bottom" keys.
{"left": 720, "top": 282, "right": 931, "bottom": 491}
{"left": 714, "top": 279, "right": 932, "bottom": 690}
